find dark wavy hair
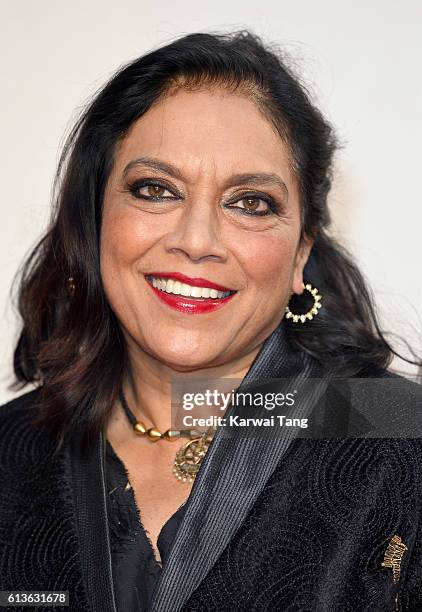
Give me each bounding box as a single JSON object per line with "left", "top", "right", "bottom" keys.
{"left": 9, "top": 29, "right": 421, "bottom": 452}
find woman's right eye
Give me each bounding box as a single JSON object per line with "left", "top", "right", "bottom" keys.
{"left": 127, "top": 180, "right": 178, "bottom": 200}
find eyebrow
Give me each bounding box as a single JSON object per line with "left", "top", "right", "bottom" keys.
{"left": 122, "top": 156, "right": 289, "bottom": 201}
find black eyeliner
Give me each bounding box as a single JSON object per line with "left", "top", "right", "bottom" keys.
{"left": 225, "top": 192, "right": 283, "bottom": 217}
{"left": 125, "top": 178, "right": 283, "bottom": 216}
{"left": 126, "top": 178, "right": 180, "bottom": 200}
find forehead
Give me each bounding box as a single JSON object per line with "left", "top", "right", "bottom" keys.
{"left": 113, "top": 88, "right": 295, "bottom": 185}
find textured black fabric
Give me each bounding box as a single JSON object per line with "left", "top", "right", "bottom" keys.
{"left": 105, "top": 438, "right": 187, "bottom": 611}
{"left": 0, "top": 321, "right": 422, "bottom": 612}
{"left": 183, "top": 436, "right": 422, "bottom": 611}
{"left": 0, "top": 388, "right": 90, "bottom": 611}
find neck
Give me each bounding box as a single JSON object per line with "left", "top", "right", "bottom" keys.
{"left": 120, "top": 340, "right": 264, "bottom": 432}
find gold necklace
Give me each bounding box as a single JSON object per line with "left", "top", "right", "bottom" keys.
{"left": 119, "top": 388, "right": 215, "bottom": 483}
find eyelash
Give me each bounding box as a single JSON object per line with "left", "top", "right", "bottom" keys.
{"left": 125, "top": 179, "right": 282, "bottom": 217}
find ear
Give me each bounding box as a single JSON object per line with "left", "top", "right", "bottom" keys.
{"left": 292, "top": 235, "right": 314, "bottom": 295}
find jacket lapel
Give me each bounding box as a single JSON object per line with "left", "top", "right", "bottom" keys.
{"left": 67, "top": 423, "right": 118, "bottom": 612}
{"left": 150, "top": 323, "right": 330, "bottom": 612}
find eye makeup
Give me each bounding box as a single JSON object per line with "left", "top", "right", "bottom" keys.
{"left": 123, "top": 177, "right": 287, "bottom": 218}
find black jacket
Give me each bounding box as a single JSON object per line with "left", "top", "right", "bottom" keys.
{"left": 1, "top": 323, "right": 422, "bottom": 612}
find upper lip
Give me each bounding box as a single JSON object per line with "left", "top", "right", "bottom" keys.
{"left": 146, "top": 272, "right": 235, "bottom": 292}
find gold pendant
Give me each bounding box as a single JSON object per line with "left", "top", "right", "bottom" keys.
{"left": 173, "top": 433, "right": 213, "bottom": 483}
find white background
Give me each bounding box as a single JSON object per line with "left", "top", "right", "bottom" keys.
{"left": 1, "top": 1, "right": 421, "bottom": 403}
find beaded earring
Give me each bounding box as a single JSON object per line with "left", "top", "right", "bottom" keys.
{"left": 285, "top": 283, "right": 322, "bottom": 323}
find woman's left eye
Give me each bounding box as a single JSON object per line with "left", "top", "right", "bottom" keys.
{"left": 226, "top": 196, "right": 275, "bottom": 216}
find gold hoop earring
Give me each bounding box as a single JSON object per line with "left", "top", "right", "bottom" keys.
{"left": 285, "top": 283, "right": 322, "bottom": 323}
{"left": 67, "top": 276, "right": 75, "bottom": 296}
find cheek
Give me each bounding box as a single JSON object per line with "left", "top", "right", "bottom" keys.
{"left": 100, "top": 209, "right": 153, "bottom": 272}
{"left": 99, "top": 211, "right": 154, "bottom": 324}
{"left": 238, "top": 233, "right": 297, "bottom": 290}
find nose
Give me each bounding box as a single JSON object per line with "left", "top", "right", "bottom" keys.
{"left": 163, "top": 196, "right": 228, "bottom": 263}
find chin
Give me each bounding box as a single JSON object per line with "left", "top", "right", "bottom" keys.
{"left": 149, "top": 341, "right": 221, "bottom": 371}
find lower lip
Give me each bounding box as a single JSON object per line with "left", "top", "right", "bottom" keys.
{"left": 146, "top": 281, "right": 237, "bottom": 314}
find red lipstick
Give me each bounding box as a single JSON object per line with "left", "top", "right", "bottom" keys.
{"left": 144, "top": 273, "right": 237, "bottom": 315}
{"left": 147, "top": 272, "right": 233, "bottom": 292}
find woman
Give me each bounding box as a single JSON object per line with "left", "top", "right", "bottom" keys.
{"left": 1, "top": 30, "right": 421, "bottom": 612}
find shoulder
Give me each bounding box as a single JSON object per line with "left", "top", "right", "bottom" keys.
{"left": 0, "top": 386, "right": 56, "bottom": 464}
{"left": 351, "top": 363, "right": 422, "bottom": 409}
{"left": 355, "top": 361, "right": 421, "bottom": 384}
{"left": 0, "top": 386, "right": 42, "bottom": 412}
{"left": 0, "top": 386, "right": 42, "bottom": 428}
{"left": 323, "top": 363, "right": 422, "bottom": 459}
{"left": 333, "top": 362, "right": 422, "bottom": 411}
{"left": 299, "top": 362, "right": 422, "bottom": 466}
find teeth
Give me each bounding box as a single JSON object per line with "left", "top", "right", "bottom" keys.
{"left": 180, "top": 283, "right": 191, "bottom": 297}
{"left": 147, "top": 276, "right": 232, "bottom": 299}
{"left": 191, "top": 286, "right": 203, "bottom": 298}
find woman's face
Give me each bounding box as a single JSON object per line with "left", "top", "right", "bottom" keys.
{"left": 100, "top": 87, "right": 312, "bottom": 371}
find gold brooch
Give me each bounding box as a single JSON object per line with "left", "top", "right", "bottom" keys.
{"left": 381, "top": 535, "right": 408, "bottom": 583}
